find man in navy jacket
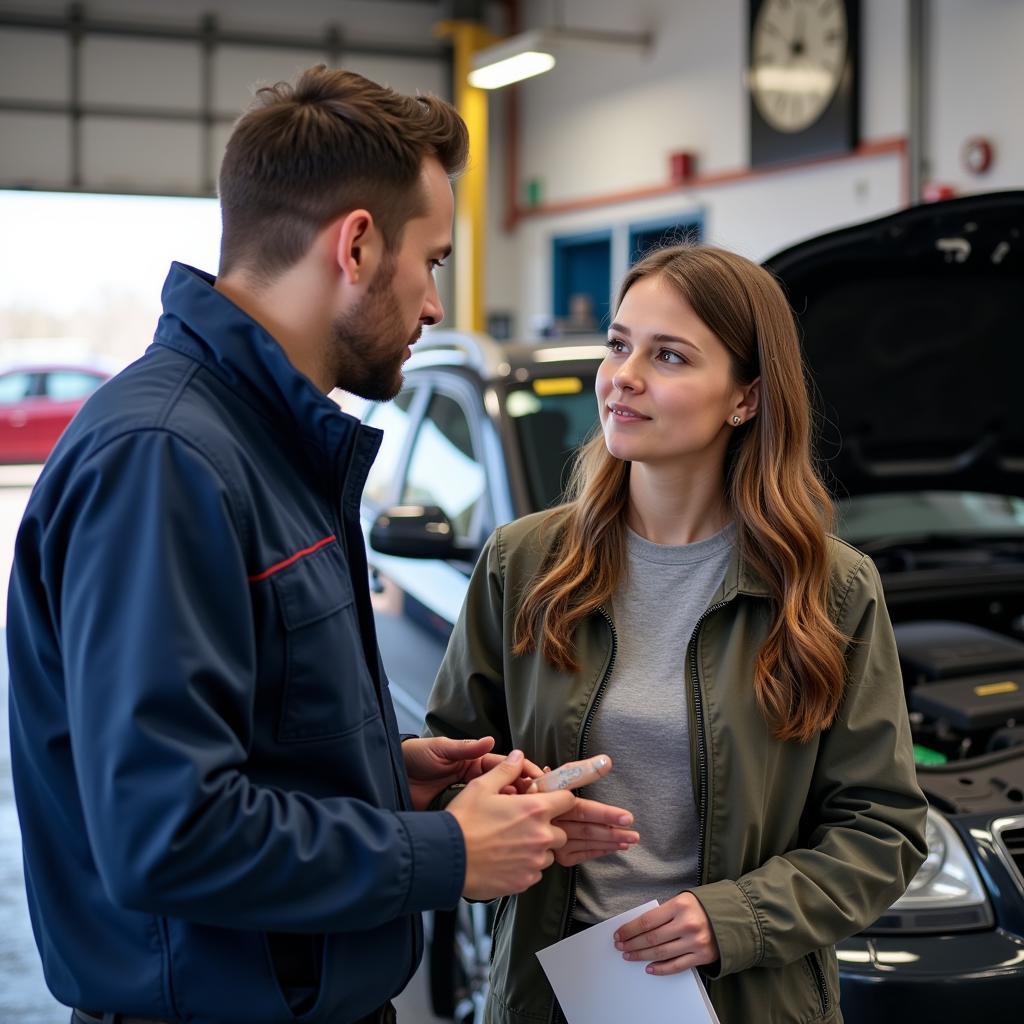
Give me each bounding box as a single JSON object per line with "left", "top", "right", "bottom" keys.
{"left": 6, "top": 67, "right": 583, "bottom": 1024}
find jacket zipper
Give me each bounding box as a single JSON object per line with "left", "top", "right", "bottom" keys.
{"left": 807, "top": 951, "right": 830, "bottom": 1015}
{"left": 580, "top": 607, "right": 619, "bottom": 761}
{"left": 548, "top": 605, "right": 618, "bottom": 1024}
{"left": 689, "top": 600, "right": 727, "bottom": 887}
{"left": 335, "top": 444, "right": 423, "bottom": 984}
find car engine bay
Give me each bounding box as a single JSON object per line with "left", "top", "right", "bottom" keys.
{"left": 893, "top": 618, "right": 1024, "bottom": 814}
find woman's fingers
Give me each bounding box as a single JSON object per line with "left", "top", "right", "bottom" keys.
{"left": 561, "top": 796, "right": 634, "bottom": 827}
{"left": 643, "top": 953, "right": 701, "bottom": 976}
{"left": 613, "top": 904, "right": 674, "bottom": 945}
{"left": 559, "top": 820, "right": 639, "bottom": 845}
{"left": 561, "top": 838, "right": 631, "bottom": 853}
{"left": 613, "top": 894, "right": 719, "bottom": 969}
{"left": 553, "top": 824, "right": 640, "bottom": 866}
{"left": 554, "top": 845, "right": 629, "bottom": 867}
{"left": 620, "top": 939, "right": 692, "bottom": 963}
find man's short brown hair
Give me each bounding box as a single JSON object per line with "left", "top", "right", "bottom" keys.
{"left": 218, "top": 65, "right": 468, "bottom": 283}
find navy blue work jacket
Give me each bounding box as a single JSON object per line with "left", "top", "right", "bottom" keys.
{"left": 6, "top": 263, "right": 465, "bottom": 1023}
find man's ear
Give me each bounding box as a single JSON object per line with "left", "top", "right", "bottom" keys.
{"left": 333, "top": 208, "right": 382, "bottom": 287}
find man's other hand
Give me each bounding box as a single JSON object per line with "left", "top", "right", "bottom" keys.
{"left": 402, "top": 735, "right": 541, "bottom": 811}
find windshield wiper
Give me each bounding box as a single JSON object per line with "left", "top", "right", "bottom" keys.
{"left": 854, "top": 534, "right": 1024, "bottom": 577}
{"left": 856, "top": 532, "right": 1024, "bottom": 556}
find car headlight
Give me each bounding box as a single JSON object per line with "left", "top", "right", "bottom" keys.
{"left": 864, "top": 808, "right": 993, "bottom": 934}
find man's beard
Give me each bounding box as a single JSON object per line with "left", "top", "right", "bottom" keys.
{"left": 329, "top": 257, "right": 419, "bottom": 401}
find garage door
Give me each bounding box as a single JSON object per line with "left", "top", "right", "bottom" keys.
{"left": 0, "top": 0, "right": 450, "bottom": 196}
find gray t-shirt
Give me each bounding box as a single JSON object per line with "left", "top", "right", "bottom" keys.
{"left": 573, "top": 523, "right": 735, "bottom": 924}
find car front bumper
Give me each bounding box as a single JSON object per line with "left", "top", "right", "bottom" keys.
{"left": 838, "top": 929, "right": 1024, "bottom": 1021}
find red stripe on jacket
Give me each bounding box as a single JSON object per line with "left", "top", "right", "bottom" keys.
{"left": 247, "top": 535, "right": 337, "bottom": 582}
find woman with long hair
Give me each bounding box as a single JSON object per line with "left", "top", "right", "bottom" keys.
{"left": 426, "top": 244, "right": 927, "bottom": 1024}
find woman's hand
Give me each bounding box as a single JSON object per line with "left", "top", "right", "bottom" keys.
{"left": 613, "top": 893, "right": 719, "bottom": 974}
{"left": 549, "top": 796, "right": 639, "bottom": 866}
{"left": 524, "top": 756, "right": 638, "bottom": 866}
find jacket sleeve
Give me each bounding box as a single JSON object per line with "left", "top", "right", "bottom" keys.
{"left": 424, "top": 529, "right": 513, "bottom": 760}
{"left": 692, "top": 555, "right": 929, "bottom": 974}
{"left": 55, "top": 431, "right": 464, "bottom": 932}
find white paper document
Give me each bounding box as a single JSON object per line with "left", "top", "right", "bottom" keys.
{"left": 535, "top": 901, "right": 721, "bottom": 1024}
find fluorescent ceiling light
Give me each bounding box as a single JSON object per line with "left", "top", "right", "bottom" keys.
{"left": 469, "top": 51, "right": 556, "bottom": 89}
{"left": 469, "top": 27, "right": 651, "bottom": 90}
{"left": 532, "top": 344, "right": 609, "bottom": 362}
{"left": 469, "top": 29, "right": 555, "bottom": 89}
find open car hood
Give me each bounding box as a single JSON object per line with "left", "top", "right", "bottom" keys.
{"left": 764, "top": 191, "right": 1024, "bottom": 498}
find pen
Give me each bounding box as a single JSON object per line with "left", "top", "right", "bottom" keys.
{"left": 528, "top": 755, "right": 611, "bottom": 793}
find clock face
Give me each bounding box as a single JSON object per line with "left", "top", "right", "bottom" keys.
{"left": 751, "top": 0, "right": 849, "bottom": 133}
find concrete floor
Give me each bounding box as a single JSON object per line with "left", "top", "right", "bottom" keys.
{"left": 0, "top": 466, "right": 444, "bottom": 1024}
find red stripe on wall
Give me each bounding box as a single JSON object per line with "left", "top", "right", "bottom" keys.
{"left": 247, "top": 535, "right": 337, "bottom": 583}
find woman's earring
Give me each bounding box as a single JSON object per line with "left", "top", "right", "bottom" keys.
{"left": 731, "top": 415, "right": 742, "bottom": 426}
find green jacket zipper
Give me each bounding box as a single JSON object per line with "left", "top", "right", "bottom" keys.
{"left": 689, "top": 600, "right": 728, "bottom": 887}
{"left": 548, "top": 605, "right": 619, "bottom": 1024}
{"left": 548, "top": 601, "right": 727, "bottom": 1023}
{"left": 807, "top": 951, "right": 830, "bottom": 1015}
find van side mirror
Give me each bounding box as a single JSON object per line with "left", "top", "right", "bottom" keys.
{"left": 369, "top": 505, "right": 477, "bottom": 560}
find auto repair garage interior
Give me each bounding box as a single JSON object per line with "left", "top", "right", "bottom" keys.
{"left": 1, "top": 1, "right": 1023, "bottom": 1022}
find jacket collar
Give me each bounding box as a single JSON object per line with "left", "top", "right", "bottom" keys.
{"left": 152, "top": 262, "right": 381, "bottom": 488}
{"left": 596, "top": 527, "right": 772, "bottom": 625}
{"left": 720, "top": 543, "right": 773, "bottom": 600}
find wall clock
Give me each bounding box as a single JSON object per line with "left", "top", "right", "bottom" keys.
{"left": 748, "top": 0, "right": 860, "bottom": 167}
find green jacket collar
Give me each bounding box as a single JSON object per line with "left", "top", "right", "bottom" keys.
{"left": 717, "top": 542, "right": 773, "bottom": 601}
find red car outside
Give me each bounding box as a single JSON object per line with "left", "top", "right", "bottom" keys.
{"left": 0, "top": 364, "right": 111, "bottom": 463}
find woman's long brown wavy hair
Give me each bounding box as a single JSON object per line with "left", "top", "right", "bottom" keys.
{"left": 512, "top": 245, "right": 847, "bottom": 742}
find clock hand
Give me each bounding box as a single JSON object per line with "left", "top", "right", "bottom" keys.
{"left": 791, "top": 9, "right": 807, "bottom": 60}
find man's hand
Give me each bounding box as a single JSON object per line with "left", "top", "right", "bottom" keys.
{"left": 448, "top": 751, "right": 580, "bottom": 900}
{"left": 402, "top": 735, "right": 541, "bottom": 811}
{"left": 613, "top": 893, "right": 720, "bottom": 974}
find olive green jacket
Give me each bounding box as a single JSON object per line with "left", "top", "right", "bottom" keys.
{"left": 425, "top": 509, "right": 928, "bottom": 1024}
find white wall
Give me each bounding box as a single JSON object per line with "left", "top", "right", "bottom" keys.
{"left": 927, "top": 0, "right": 1024, "bottom": 194}
{"left": 488, "top": 0, "right": 1024, "bottom": 334}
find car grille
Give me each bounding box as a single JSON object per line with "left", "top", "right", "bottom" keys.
{"left": 993, "top": 816, "right": 1024, "bottom": 895}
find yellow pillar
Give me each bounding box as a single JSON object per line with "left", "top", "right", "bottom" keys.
{"left": 435, "top": 20, "right": 496, "bottom": 333}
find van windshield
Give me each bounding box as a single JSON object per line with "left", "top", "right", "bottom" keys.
{"left": 504, "top": 374, "right": 600, "bottom": 511}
